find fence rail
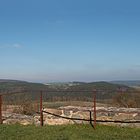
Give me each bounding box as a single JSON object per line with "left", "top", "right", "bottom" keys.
{"left": 41, "top": 110, "right": 140, "bottom": 124}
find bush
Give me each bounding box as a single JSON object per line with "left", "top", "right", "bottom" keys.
{"left": 113, "top": 92, "right": 140, "bottom": 108}
{"left": 13, "top": 101, "right": 39, "bottom": 115}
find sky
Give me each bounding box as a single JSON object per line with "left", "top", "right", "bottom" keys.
{"left": 0, "top": 0, "right": 140, "bottom": 83}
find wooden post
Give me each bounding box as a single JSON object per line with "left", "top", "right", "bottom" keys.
{"left": 89, "top": 111, "right": 92, "bottom": 125}
{"left": 40, "top": 91, "right": 43, "bottom": 126}
{"left": 0, "top": 95, "right": 2, "bottom": 124}
{"left": 93, "top": 89, "right": 96, "bottom": 129}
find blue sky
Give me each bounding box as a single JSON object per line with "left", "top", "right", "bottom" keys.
{"left": 0, "top": 0, "right": 140, "bottom": 82}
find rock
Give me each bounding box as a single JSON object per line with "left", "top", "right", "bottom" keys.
{"left": 62, "top": 109, "right": 71, "bottom": 116}
{"left": 97, "top": 112, "right": 109, "bottom": 117}
{"left": 114, "top": 113, "right": 136, "bottom": 120}
{"left": 44, "top": 108, "right": 62, "bottom": 116}
{"left": 44, "top": 118, "right": 73, "bottom": 125}
{"left": 3, "top": 119, "right": 20, "bottom": 124}
{"left": 2, "top": 106, "right": 140, "bottom": 127}
{"left": 134, "top": 114, "right": 140, "bottom": 120}
{"left": 71, "top": 113, "right": 83, "bottom": 124}
{"left": 20, "top": 120, "right": 32, "bottom": 125}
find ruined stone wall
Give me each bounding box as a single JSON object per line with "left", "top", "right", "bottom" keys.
{"left": 2, "top": 106, "right": 140, "bottom": 127}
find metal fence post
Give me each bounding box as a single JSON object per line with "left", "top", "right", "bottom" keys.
{"left": 0, "top": 95, "right": 2, "bottom": 124}
{"left": 93, "top": 89, "right": 96, "bottom": 129}
{"left": 40, "top": 91, "right": 43, "bottom": 126}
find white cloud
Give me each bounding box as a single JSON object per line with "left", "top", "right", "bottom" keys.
{"left": 13, "top": 43, "right": 22, "bottom": 48}
{"left": 0, "top": 43, "right": 23, "bottom": 49}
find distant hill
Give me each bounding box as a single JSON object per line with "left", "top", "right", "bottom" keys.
{"left": 0, "top": 79, "right": 27, "bottom": 83}
{"left": 110, "top": 80, "right": 140, "bottom": 87}
{"left": 0, "top": 79, "right": 134, "bottom": 102}
{"left": 0, "top": 79, "right": 48, "bottom": 94}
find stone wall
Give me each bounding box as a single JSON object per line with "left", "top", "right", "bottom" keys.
{"left": 2, "top": 106, "right": 140, "bottom": 127}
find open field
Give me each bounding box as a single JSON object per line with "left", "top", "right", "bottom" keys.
{"left": 43, "top": 101, "right": 110, "bottom": 109}
{"left": 0, "top": 124, "right": 140, "bottom": 140}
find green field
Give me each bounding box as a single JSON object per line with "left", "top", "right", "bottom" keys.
{"left": 0, "top": 124, "right": 139, "bottom": 140}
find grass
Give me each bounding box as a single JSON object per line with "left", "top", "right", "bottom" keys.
{"left": 0, "top": 124, "right": 140, "bottom": 140}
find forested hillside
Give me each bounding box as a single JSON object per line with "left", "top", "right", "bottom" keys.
{"left": 0, "top": 80, "right": 133, "bottom": 100}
